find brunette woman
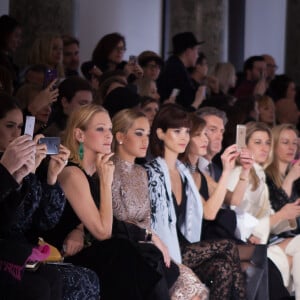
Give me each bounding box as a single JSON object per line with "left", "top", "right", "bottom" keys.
{"left": 145, "top": 103, "right": 246, "bottom": 300}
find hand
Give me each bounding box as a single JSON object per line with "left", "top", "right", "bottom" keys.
{"left": 96, "top": 153, "right": 115, "bottom": 186}
{"left": 239, "top": 148, "right": 254, "bottom": 171}
{"left": 247, "top": 234, "right": 261, "bottom": 245}
{"left": 0, "top": 135, "right": 36, "bottom": 175}
{"left": 164, "top": 95, "right": 176, "bottom": 104}
{"left": 286, "top": 160, "right": 300, "bottom": 182}
{"left": 33, "top": 134, "right": 47, "bottom": 171}
{"left": 62, "top": 228, "right": 84, "bottom": 257}
{"left": 207, "top": 75, "right": 219, "bottom": 93}
{"left": 192, "top": 85, "right": 206, "bottom": 108}
{"left": 124, "top": 62, "right": 143, "bottom": 78}
{"left": 47, "top": 145, "right": 70, "bottom": 185}
{"left": 221, "top": 144, "right": 239, "bottom": 172}
{"left": 253, "top": 79, "right": 267, "bottom": 96}
{"left": 152, "top": 233, "right": 171, "bottom": 268}
{"left": 279, "top": 201, "right": 300, "bottom": 220}
{"left": 13, "top": 155, "right": 36, "bottom": 184}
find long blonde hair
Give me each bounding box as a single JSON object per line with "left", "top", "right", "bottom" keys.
{"left": 245, "top": 122, "right": 273, "bottom": 190}
{"left": 211, "top": 62, "right": 236, "bottom": 94}
{"left": 63, "top": 104, "right": 108, "bottom": 165}
{"left": 265, "top": 124, "right": 298, "bottom": 188}
{"left": 28, "top": 33, "right": 64, "bottom": 78}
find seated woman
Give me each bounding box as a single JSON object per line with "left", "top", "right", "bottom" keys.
{"left": 43, "top": 104, "right": 164, "bottom": 300}
{"left": 0, "top": 93, "right": 100, "bottom": 300}
{"left": 111, "top": 108, "right": 208, "bottom": 300}
{"left": 226, "top": 121, "right": 300, "bottom": 298}
{"left": 180, "top": 113, "right": 268, "bottom": 300}
{"left": 265, "top": 124, "right": 300, "bottom": 231}
{"left": 144, "top": 104, "right": 246, "bottom": 300}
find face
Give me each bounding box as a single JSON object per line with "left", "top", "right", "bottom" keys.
{"left": 275, "top": 129, "right": 298, "bottom": 164}
{"left": 195, "top": 59, "right": 208, "bottom": 77}
{"left": 249, "top": 61, "right": 266, "bottom": 81}
{"left": 286, "top": 82, "right": 296, "bottom": 100}
{"left": 26, "top": 70, "right": 45, "bottom": 86}
{"left": 83, "top": 112, "right": 113, "bottom": 154}
{"left": 143, "top": 60, "right": 161, "bottom": 81}
{"left": 0, "top": 108, "right": 23, "bottom": 151}
{"left": 141, "top": 102, "right": 159, "bottom": 125}
{"left": 49, "top": 38, "right": 63, "bottom": 66}
{"left": 202, "top": 115, "right": 224, "bottom": 157}
{"left": 148, "top": 81, "right": 160, "bottom": 101}
{"left": 62, "top": 90, "right": 93, "bottom": 116}
{"left": 159, "top": 127, "right": 190, "bottom": 155}
{"left": 119, "top": 117, "right": 150, "bottom": 160}
{"left": 189, "top": 127, "right": 209, "bottom": 157}
{"left": 6, "top": 27, "right": 22, "bottom": 52}
{"left": 35, "top": 104, "right": 51, "bottom": 124}
{"left": 247, "top": 131, "right": 271, "bottom": 165}
{"left": 264, "top": 56, "right": 277, "bottom": 80}
{"left": 187, "top": 46, "right": 200, "bottom": 67}
{"left": 108, "top": 40, "right": 125, "bottom": 64}
{"left": 258, "top": 102, "right": 275, "bottom": 125}
{"left": 63, "top": 43, "right": 80, "bottom": 71}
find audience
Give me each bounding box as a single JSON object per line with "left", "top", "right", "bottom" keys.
{"left": 62, "top": 35, "right": 80, "bottom": 77}
{"left": 138, "top": 50, "right": 163, "bottom": 81}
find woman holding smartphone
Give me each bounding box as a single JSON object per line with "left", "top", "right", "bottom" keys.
{"left": 226, "top": 121, "right": 300, "bottom": 299}
{"left": 145, "top": 104, "right": 246, "bottom": 300}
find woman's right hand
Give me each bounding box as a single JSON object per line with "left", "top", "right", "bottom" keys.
{"left": 221, "top": 144, "right": 239, "bottom": 172}
{"left": 96, "top": 153, "right": 115, "bottom": 186}
{"left": 286, "top": 160, "right": 300, "bottom": 182}
{"left": 279, "top": 200, "right": 300, "bottom": 220}
{"left": 151, "top": 233, "right": 171, "bottom": 268}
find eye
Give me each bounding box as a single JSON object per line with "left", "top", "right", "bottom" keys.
{"left": 5, "top": 124, "right": 14, "bottom": 129}
{"left": 135, "top": 131, "right": 143, "bottom": 137}
{"left": 97, "top": 127, "right": 104, "bottom": 132}
{"left": 174, "top": 129, "right": 181, "bottom": 133}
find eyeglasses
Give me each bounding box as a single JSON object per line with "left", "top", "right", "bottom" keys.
{"left": 146, "top": 63, "right": 161, "bottom": 70}
{"left": 267, "top": 64, "right": 278, "bottom": 70}
{"left": 114, "top": 46, "right": 126, "bottom": 52}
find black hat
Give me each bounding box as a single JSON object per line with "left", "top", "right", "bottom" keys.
{"left": 172, "top": 32, "right": 204, "bottom": 55}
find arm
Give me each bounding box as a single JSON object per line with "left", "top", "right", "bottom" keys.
{"left": 58, "top": 153, "right": 114, "bottom": 240}
{"left": 203, "top": 144, "right": 239, "bottom": 219}
{"left": 225, "top": 148, "right": 254, "bottom": 206}
{"left": 281, "top": 160, "right": 300, "bottom": 197}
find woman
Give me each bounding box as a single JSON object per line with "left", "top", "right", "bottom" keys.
{"left": 136, "top": 77, "right": 160, "bottom": 101}
{"left": 28, "top": 33, "right": 64, "bottom": 78}
{"left": 265, "top": 124, "right": 300, "bottom": 230}
{"left": 0, "top": 93, "right": 101, "bottom": 300}
{"left": 227, "top": 121, "right": 300, "bottom": 298}
{"left": 256, "top": 95, "right": 276, "bottom": 127}
{"left": 111, "top": 109, "right": 208, "bottom": 300}
{"left": 180, "top": 114, "right": 269, "bottom": 300}
{"left": 43, "top": 104, "right": 164, "bottom": 300}
{"left": 145, "top": 103, "right": 246, "bottom": 300}
{"left": 140, "top": 96, "right": 159, "bottom": 126}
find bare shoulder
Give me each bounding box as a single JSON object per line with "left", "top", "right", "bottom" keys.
{"left": 58, "top": 165, "right": 89, "bottom": 187}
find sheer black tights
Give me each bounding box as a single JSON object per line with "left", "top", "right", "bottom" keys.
{"left": 180, "top": 239, "right": 246, "bottom": 300}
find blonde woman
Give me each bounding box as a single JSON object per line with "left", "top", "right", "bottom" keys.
{"left": 227, "top": 122, "right": 300, "bottom": 298}
{"left": 256, "top": 95, "right": 276, "bottom": 127}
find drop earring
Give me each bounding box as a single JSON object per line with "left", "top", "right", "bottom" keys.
{"left": 78, "top": 142, "right": 84, "bottom": 160}
{"left": 119, "top": 141, "right": 123, "bottom": 145}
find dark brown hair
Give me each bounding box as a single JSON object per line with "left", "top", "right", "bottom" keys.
{"left": 150, "top": 104, "right": 191, "bottom": 157}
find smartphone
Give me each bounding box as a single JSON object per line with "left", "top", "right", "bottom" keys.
{"left": 236, "top": 125, "right": 246, "bottom": 151}
{"left": 38, "top": 137, "right": 60, "bottom": 155}
{"left": 24, "top": 116, "right": 35, "bottom": 139}
{"left": 170, "top": 88, "right": 180, "bottom": 98}
{"left": 25, "top": 261, "right": 41, "bottom": 271}
{"left": 44, "top": 69, "right": 58, "bottom": 88}
{"left": 129, "top": 55, "right": 137, "bottom": 64}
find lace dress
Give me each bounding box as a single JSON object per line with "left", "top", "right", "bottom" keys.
{"left": 112, "top": 156, "right": 209, "bottom": 300}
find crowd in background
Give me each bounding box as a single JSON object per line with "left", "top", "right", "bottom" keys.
{"left": 0, "top": 13, "right": 300, "bottom": 300}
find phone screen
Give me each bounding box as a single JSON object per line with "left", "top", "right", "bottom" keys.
{"left": 38, "top": 137, "right": 60, "bottom": 155}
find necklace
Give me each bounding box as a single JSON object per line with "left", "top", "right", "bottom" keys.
{"left": 187, "top": 164, "right": 197, "bottom": 173}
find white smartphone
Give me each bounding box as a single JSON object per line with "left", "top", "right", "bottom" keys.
{"left": 236, "top": 125, "right": 246, "bottom": 151}
{"left": 24, "top": 116, "right": 35, "bottom": 139}
{"left": 170, "top": 88, "right": 180, "bottom": 98}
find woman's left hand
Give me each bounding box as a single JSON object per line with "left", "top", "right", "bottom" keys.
{"left": 47, "top": 145, "right": 70, "bottom": 185}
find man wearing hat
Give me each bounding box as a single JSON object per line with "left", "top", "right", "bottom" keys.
{"left": 157, "top": 32, "right": 205, "bottom": 110}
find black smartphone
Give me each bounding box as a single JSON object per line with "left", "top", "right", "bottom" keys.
{"left": 43, "top": 69, "right": 58, "bottom": 88}
{"left": 38, "top": 137, "right": 60, "bottom": 155}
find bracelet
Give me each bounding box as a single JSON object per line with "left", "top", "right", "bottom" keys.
{"left": 239, "top": 176, "right": 248, "bottom": 181}
{"left": 145, "top": 229, "right": 152, "bottom": 242}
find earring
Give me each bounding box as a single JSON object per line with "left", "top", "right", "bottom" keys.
{"left": 119, "top": 141, "right": 123, "bottom": 145}
{"left": 78, "top": 142, "right": 84, "bottom": 160}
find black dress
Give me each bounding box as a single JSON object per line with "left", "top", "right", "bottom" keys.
{"left": 44, "top": 163, "right": 162, "bottom": 300}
